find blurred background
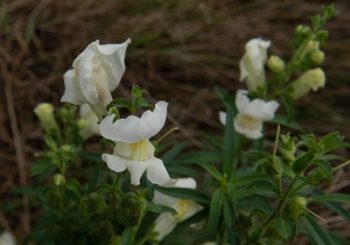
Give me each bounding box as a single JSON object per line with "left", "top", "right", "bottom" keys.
{"left": 1, "top": 0, "right": 350, "bottom": 243}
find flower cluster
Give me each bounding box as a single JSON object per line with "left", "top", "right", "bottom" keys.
{"left": 60, "top": 39, "right": 203, "bottom": 241}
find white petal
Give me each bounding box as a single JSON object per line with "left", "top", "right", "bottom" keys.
{"left": 93, "top": 38, "right": 131, "bottom": 91}
{"left": 79, "top": 104, "right": 100, "bottom": 139}
{"left": 126, "top": 160, "right": 150, "bottom": 185}
{"left": 234, "top": 115, "right": 263, "bottom": 139}
{"left": 102, "top": 153, "right": 127, "bottom": 173}
{"left": 61, "top": 69, "right": 85, "bottom": 104}
{"left": 173, "top": 178, "right": 197, "bottom": 189}
{"left": 76, "top": 47, "right": 100, "bottom": 104}
{"left": 239, "top": 58, "right": 249, "bottom": 82}
{"left": 181, "top": 201, "right": 203, "bottom": 221}
{"left": 235, "top": 90, "right": 250, "bottom": 113}
{"left": 235, "top": 90, "right": 279, "bottom": 121}
{"left": 219, "top": 111, "right": 226, "bottom": 125}
{"left": 146, "top": 157, "right": 171, "bottom": 185}
{"left": 243, "top": 99, "right": 279, "bottom": 121}
{"left": 99, "top": 101, "right": 168, "bottom": 143}
{"left": 154, "top": 213, "right": 176, "bottom": 241}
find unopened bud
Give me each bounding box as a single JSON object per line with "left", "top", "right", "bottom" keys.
{"left": 289, "top": 196, "right": 307, "bottom": 220}
{"left": 34, "top": 103, "right": 58, "bottom": 132}
{"left": 291, "top": 68, "right": 326, "bottom": 100}
{"left": 267, "top": 55, "right": 285, "bottom": 73}
{"left": 77, "top": 119, "right": 87, "bottom": 129}
{"left": 53, "top": 174, "right": 66, "bottom": 186}
{"left": 310, "top": 50, "right": 325, "bottom": 64}
{"left": 296, "top": 25, "right": 311, "bottom": 35}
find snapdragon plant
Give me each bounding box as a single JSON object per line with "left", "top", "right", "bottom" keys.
{"left": 26, "top": 4, "right": 350, "bottom": 245}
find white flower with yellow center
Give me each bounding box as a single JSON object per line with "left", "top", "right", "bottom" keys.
{"left": 153, "top": 178, "right": 203, "bottom": 241}
{"left": 219, "top": 90, "right": 279, "bottom": 139}
{"left": 61, "top": 39, "right": 131, "bottom": 118}
{"left": 239, "top": 38, "right": 271, "bottom": 92}
{"left": 78, "top": 104, "right": 100, "bottom": 139}
{"left": 99, "top": 101, "right": 171, "bottom": 185}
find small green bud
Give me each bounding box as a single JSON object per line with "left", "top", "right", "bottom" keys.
{"left": 280, "top": 134, "right": 297, "bottom": 164}
{"left": 296, "top": 25, "right": 311, "bottom": 34}
{"left": 310, "top": 49, "right": 325, "bottom": 64}
{"left": 53, "top": 174, "right": 66, "bottom": 186}
{"left": 291, "top": 68, "right": 326, "bottom": 100}
{"left": 77, "top": 119, "right": 87, "bottom": 129}
{"left": 34, "top": 103, "right": 59, "bottom": 132}
{"left": 305, "top": 40, "right": 319, "bottom": 50}
{"left": 289, "top": 196, "right": 307, "bottom": 220}
{"left": 267, "top": 55, "right": 285, "bottom": 73}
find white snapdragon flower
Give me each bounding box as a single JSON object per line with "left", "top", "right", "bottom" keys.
{"left": 0, "top": 231, "right": 16, "bottom": 245}
{"left": 219, "top": 90, "right": 279, "bottom": 139}
{"left": 78, "top": 104, "right": 100, "bottom": 139}
{"left": 239, "top": 38, "right": 271, "bottom": 92}
{"left": 153, "top": 178, "right": 203, "bottom": 241}
{"left": 99, "top": 101, "right": 171, "bottom": 185}
{"left": 61, "top": 39, "right": 131, "bottom": 118}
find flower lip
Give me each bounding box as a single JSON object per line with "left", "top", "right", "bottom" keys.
{"left": 100, "top": 101, "right": 168, "bottom": 143}
{"left": 236, "top": 90, "right": 279, "bottom": 121}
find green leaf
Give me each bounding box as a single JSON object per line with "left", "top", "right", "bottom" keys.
{"left": 275, "top": 214, "right": 296, "bottom": 241}
{"left": 207, "top": 188, "right": 224, "bottom": 237}
{"left": 106, "top": 98, "right": 131, "bottom": 111}
{"left": 195, "top": 160, "right": 222, "bottom": 182}
{"left": 120, "top": 227, "right": 134, "bottom": 245}
{"left": 231, "top": 173, "right": 271, "bottom": 187}
{"left": 319, "top": 132, "right": 344, "bottom": 153}
{"left": 324, "top": 201, "right": 350, "bottom": 224}
{"left": 147, "top": 203, "right": 176, "bottom": 214}
{"left": 161, "top": 143, "right": 188, "bottom": 164}
{"left": 292, "top": 151, "right": 314, "bottom": 174}
{"left": 154, "top": 186, "right": 210, "bottom": 205}
{"left": 215, "top": 86, "right": 236, "bottom": 175}
{"left": 311, "top": 194, "right": 350, "bottom": 204}
{"left": 304, "top": 214, "right": 333, "bottom": 245}
{"left": 280, "top": 93, "right": 295, "bottom": 121}
{"left": 167, "top": 151, "right": 221, "bottom": 165}
{"left": 223, "top": 198, "right": 235, "bottom": 229}
{"left": 272, "top": 115, "right": 303, "bottom": 131}
{"left": 31, "top": 160, "right": 56, "bottom": 177}
{"left": 80, "top": 152, "right": 102, "bottom": 162}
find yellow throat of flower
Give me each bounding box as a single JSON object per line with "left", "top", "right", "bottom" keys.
{"left": 236, "top": 114, "right": 260, "bottom": 129}
{"left": 171, "top": 199, "right": 190, "bottom": 222}
{"left": 130, "top": 140, "right": 151, "bottom": 161}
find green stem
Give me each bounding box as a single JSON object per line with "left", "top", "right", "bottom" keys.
{"left": 250, "top": 175, "right": 300, "bottom": 243}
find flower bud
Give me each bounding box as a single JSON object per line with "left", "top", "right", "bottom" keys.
{"left": 267, "top": 55, "right": 285, "bottom": 73}
{"left": 280, "top": 134, "right": 296, "bottom": 164}
{"left": 34, "top": 103, "right": 59, "bottom": 133}
{"left": 77, "top": 119, "right": 87, "bottom": 129}
{"left": 53, "top": 174, "right": 66, "bottom": 186}
{"left": 291, "top": 68, "right": 326, "bottom": 100}
{"left": 296, "top": 25, "right": 311, "bottom": 35}
{"left": 289, "top": 196, "right": 307, "bottom": 220}
{"left": 310, "top": 49, "right": 325, "bottom": 64}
